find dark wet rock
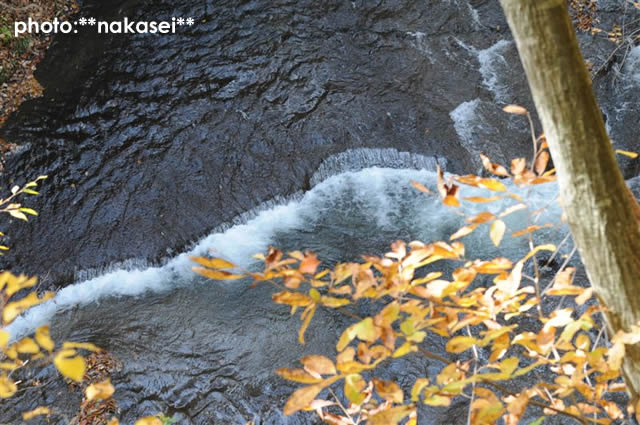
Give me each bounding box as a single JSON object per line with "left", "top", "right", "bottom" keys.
{"left": 1, "top": 0, "right": 638, "bottom": 285}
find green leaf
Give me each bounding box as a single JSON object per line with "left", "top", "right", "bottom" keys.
{"left": 19, "top": 208, "right": 38, "bottom": 216}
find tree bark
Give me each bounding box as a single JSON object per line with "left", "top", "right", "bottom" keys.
{"left": 499, "top": 0, "right": 640, "bottom": 401}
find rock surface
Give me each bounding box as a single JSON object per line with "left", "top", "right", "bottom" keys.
{"left": 3, "top": 0, "right": 637, "bottom": 285}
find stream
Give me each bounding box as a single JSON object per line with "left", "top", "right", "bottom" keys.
{"left": 3, "top": 154, "right": 568, "bottom": 424}
{"left": 1, "top": 0, "right": 640, "bottom": 423}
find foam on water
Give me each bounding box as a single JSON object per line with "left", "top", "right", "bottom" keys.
{"left": 7, "top": 156, "right": 562, "bottom": 340}
{"left": 477, "top": 40, "right": 513, "bottom": 102}
{"left": 620, "top": 46, "right": 640, "bottom": 89}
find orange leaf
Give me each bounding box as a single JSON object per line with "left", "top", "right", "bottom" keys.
{"left": 512, "top": 224, "right": 553, "bottom": 237}
{"left": 190, "top": 257, "right": 235, "bottom": 269}
{"left": 467, "top": 211, "right": 496, "bottom": 224}
{"left": 463, "top": 195, "right": 504, "bottom": 203}
{"left": 272, "top": 291, "right": 313, "bottom": 307}
{"left": 410, "top": 180, "right": 432, "bottom": 194}
{"left": 192, "top": 267, "right": 245, "bottom": 280}
{"left": 534, "top": 151, "right": 550, "bottom": 175}
{"left": 299, "top": 252, "right": 321, "bottom": 275}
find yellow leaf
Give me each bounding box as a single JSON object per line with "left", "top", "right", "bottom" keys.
{"left": 2, "top": 272, "right": 38, "bottom": 297}
{"left": 446, "top": 336, "right": 479, "bottom": 354}
{"left": 62, "top": 342, "right": 100, "bottom": 352}
{"left": 490, "top": 220, "right": 506, "bottom": 247}
{"left": 85, "top": 379, "right": 115, "bottom": 401}
{"left": 54, "top": 349, "right": 86, "bottom": 382}
{"left": 410, "top": 378, "right": 430, "bottom": 402}
{"left": 319, "top": 296, "right": 350, "bottom": 308}
{"left": 336, "top": 318, "right": 378, "bottom": 351}
{"left": 22, "top": 407, "right": 51, "bottom": 420}
{"left": 272, "top": 291, "right": 313, "bottom": 307}
{"left": 478, "top": 178, "right": 507, "bottom": 192}
{"left": 344, "top": 373, "right": 366, "bottom": 404}
{"left": 284, "top": 384, "right": 324, "bottom": 415}
{"left": 502, "top": 104, "right": 528, "bottom": 115}
{"left": 3, "top": 291, "right": 54, "bottom": 325}
{"left": 616, "top": 149, "right": 639, "bottom": 158}
{"left": 8, "top": 210, "right": 28, "bottom": 221}
{"left": 298, "top": 305, "right": 316, "bottom": 344}
{"left": 15, "top": 337, "right": 39, "bottom": 354}
{"left": 450, "top": 224, "right": 478, "bottom": 241}
{"left": 134, "top": 417, "right": 163, "bottom": 425}
{"left": 190, "top": 256, "right": 235, "bottom": 269}
{"left": 392, "top": 341, "right": 417, "bottom": 358}
{"left": 0, "top": 374, "right": 17, "bottom": 398}
{"left": 0, "top": 330, "right": 9, "bottom": 348}
{"left": 523, "top": 244, "right": 556, "bottom": 262}
{"left": 370, "top": 406, "right": 415, "bottom": 425}
{"left": 35, "top": 326, "right": 55, "bottom": 352}
{"left": 106, "top": 418, "right": 120, "bottom": 425}
{"left": 301, "top": 355, "right": 336, "bottom": 376}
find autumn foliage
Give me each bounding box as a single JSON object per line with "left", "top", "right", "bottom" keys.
{"left": 193, "top": 106, "right": 640, "bottom": 425}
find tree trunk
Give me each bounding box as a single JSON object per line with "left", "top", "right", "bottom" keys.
{"left": 499, "top": 0, "right": 640, "bottom": 401}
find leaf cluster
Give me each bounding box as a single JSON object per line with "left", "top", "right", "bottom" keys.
{"left": 193, "top": 123, "right": 640, "bottom": 424}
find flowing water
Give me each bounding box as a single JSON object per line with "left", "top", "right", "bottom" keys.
{"left": 1, "top": 0, "right": 638, "bottom": 423}
{"left": 2, "top": 151, "right": 569, "bottom": 424}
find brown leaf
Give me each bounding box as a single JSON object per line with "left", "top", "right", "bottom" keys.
{"left": 301, "top": 355, "right": 336, "bottom": 376}
{"left": 503, "top": 104, "right": 528, "bottom": 115}
{"left": 480, "top": 154, "right": 510, "bottom": 177}
{"left": 284, "top": 384, "right": 325, "bottom": 415}
{"left": 276, "top": 368, "right": 324, "bottom": 384}
{"left": 373, "top": 378, "right": 404, "bottom": 403}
